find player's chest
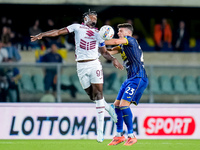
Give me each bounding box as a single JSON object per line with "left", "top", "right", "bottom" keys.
{"left": 77, "top": 28, "right": 96, "bottom": 40}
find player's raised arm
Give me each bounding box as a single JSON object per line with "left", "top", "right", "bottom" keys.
{"left": 105, "top": 38, "right": 127, "bottom": 45}
{"left": 30, "top": 27, "right": 69, "bottom": 42}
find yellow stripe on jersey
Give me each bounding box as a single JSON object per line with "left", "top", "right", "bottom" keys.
{"left": 120, "top": 50, "right": 127, "bottom": 61}
{"left": 123, "top": 37, "right": 129, "bottom": 45}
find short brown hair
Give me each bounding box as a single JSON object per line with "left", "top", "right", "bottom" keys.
{"left": 117, "top": 23, "right": 134, "bottom": 34}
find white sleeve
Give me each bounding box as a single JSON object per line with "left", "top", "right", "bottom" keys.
{"left": 66, "top": 23, "right": 79, "bottom": 33}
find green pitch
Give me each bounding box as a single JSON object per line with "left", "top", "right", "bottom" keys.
{"left": 0, "top": 139, "right": 200, "bottom": 150}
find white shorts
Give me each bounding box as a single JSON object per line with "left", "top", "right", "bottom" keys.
{"left": 77, "top": 59, "right": 104, "bottom": 89}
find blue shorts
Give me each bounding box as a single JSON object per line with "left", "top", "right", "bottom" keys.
{"left": 116, "top": 77, "right": 148, "bottom": 105}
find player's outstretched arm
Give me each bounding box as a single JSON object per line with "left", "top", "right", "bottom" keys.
{"left": 99, "top": 46, "right": 123, "bottom": 70}
{"left": 107, "top": 46, "right": 121, "bottom": 55}
{"left": 105, "top": 38, "right": 127, "bottom": 45}
{"left": 30, "top": 28, "right": 68, "bottom": 42}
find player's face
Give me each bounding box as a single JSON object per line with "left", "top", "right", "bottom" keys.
{"left": 85, "top": 14, "right": 97, "bottom": 27}
{"left": 117, "top": 28, "right": 128, "bottom": 38}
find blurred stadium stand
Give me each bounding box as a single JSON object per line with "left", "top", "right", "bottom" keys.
{"left": 1, "top": 2, "right": 200, "bottom": 52}
{"left": 1, "top": 1, "right": 200, "bottom": 103}
{"left": 1, "top": 60, "right": 200, "bottom": 103}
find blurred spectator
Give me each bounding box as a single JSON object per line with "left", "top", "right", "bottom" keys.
{"left": 29, "top": 19, "right": 42, "bottom": 37}
{"left": 1, "top": 26, "right": 14, "bottom": 46}
{"left": 46, "top": 19, "right": 56, "bottom": 31}
{"left": 173, "top": 21, "right": 189, "bottom": 51}
{"left": 5, "top": 58, "right": 21, "bottom": 102}
{"left": 29, "top": 19, "right": 42, "bottom": 49}
{"left": 0, "top": 57, "right": 21, "bottom": 102}
{"left": 0, "top": 40, "right": 8, "bottom": 62}
{"left": 1, "top": 26, "right": 21, "bottom": 61}
{"left": 0, "top": 16, "right": 8, "bottom": 33}
{"left": 44, "top": 19, "right": 60, "bottom": 48}
{"left": 154, "top": 18, "right": 172, "bottom": 51}
{"left": 41, "top": 43, "right": 62, "bottom": 97}
{"left": 41, "top": 43, "right": 77, "bottom": 98}
{"left": 1, "top": 16, "right": 7, "bottom": 25}
{"left": 0, "top": 68, "right": 9, "bottom": 102}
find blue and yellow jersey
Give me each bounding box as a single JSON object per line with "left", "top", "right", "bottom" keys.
{"left": 119, "top": 36, "right": 147, "bottom": 79}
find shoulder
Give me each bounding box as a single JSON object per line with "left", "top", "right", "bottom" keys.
{"left": 66, "top": 23, "right": 81, "bottom": 31}
{"left": 125, "top": 36, "right": 135, "bottom": 41}
{"left": 68, "top": 23, "right": 80, "bottom": 29}
{"left": 124, "top": 36, "right": 136, "bottom": 45}
{"left": 68, "top": 23, "right": 80, "bottom": 27}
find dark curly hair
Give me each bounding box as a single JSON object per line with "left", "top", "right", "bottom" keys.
{"left": 82, "top": 9, "right": 97, "bottom": 20}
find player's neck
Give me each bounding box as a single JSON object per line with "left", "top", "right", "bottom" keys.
{"left": 82, "top": 22, "right": 97, "bottom": 29}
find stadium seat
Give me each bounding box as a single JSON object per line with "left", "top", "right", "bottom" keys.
{"left": 40, "top": 94, "right": 55, "bottom": 102}
{"left": 32, "top": 74, "right": 44, "bottom": 92}
{"left": 70, "top": 74, "right": 85, "bottom": 94}
{"left": 159, "top": 75, "right": 173, "bottom": 94}
{"left": 20, "top": 74, "right": 35, "bottom": 93}
{"left": 149, "top": 75, "right": 162, "bottom": 94}
{"left": 171, "top": 75, "right": 186, "bottom": 94}
{"left": 184, "top": 75, "right": 199, "bottom": 94}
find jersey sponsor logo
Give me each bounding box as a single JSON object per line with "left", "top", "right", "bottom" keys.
{"left": 80, "top": 39, "right": 96, "bottom": 50}
{"left": 86, "top": 30, "right": 95, "bottom": 37}
{"left": 143, "top": 116, "right": 195, "bottom": 135}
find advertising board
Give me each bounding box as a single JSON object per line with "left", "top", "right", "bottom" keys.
{"left": 0, "top": 103, "right": 199, "bottom": 139}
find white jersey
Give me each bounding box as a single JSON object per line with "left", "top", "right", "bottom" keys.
{"left": 66, "top": 23, "right": 105, "bottom": 61}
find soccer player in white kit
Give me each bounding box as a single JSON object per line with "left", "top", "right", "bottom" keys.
{"left": 31, "top": 10, "right": 123, "bottom": 142}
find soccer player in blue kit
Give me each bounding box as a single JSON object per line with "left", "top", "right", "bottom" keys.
{"left": 105, "top": 23, "right": 148, "bottom": 146}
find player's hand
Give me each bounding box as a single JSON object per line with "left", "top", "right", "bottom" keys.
{"left": 112, "top": 58, "right": 124, "bottom": 70}
{"left": 30, "top": 33, "right": 43, "bottom": 42}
